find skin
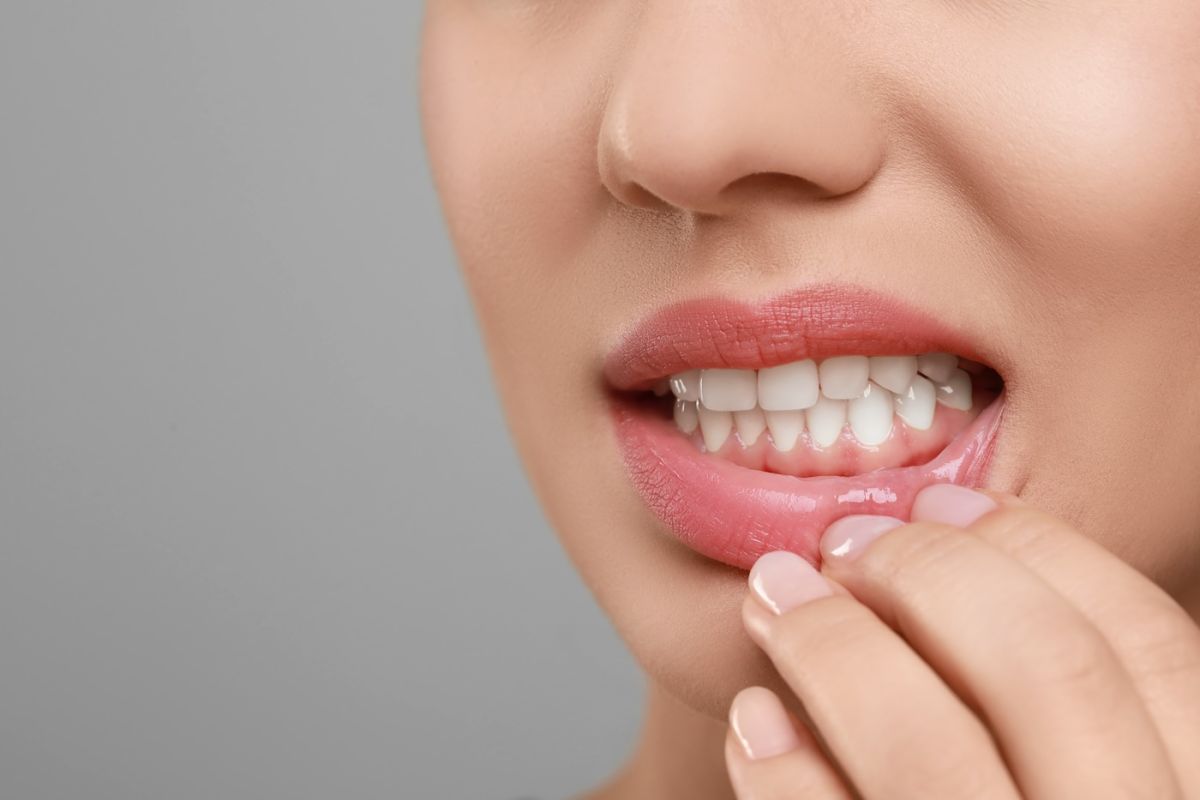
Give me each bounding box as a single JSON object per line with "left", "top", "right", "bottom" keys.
{"left": 418, "top": 1, "right": 1200, "bottom": 797}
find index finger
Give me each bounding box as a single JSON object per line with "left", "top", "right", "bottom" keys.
{"left": 916, "top": 486, "right": 1200, "bottom": 794}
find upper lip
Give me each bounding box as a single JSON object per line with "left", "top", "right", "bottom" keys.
{"left": 604, "top": 283, "right": 995, "bottom": 391}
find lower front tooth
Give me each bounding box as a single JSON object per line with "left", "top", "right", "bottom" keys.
{"left": 895, "top": 374, "right": 936, "bottom": 430}
{"left": 764, "top": 409, "right": 805, "bottom": 452}
{"left": 697, "top": 405, "right": 733, "bottom": 452}
{"left": 673, "top": 399, "right": 699, "bottom": 434}
{"left": 806, "top": 395, "right": 847, "bottom": 448}
{"left": 849, "top": 382, "right": 894, "bottom": 446}
{"left": 934, "top": 368, "right": 973, "bottom": 411}
{"left": 734, "top": 408, "right": 767, "bottom": 446}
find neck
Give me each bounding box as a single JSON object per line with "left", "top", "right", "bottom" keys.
{"left": 583, "top": 680, "right": 735, "bottom": 800}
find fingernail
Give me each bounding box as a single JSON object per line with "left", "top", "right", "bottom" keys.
{"left": 911, "top": 483, "right": 997, "bottom": 527}
{"left": 748, "top": 551, "right": 831, "bottom": 614}
{"left": 729, "top": 686, "right": 802, "bottom": 760}
{"left": 820, "top": 515, "right": 905, "bottom": 562}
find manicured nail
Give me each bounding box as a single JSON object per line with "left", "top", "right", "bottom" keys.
{"left": 820, "top": 515, "right": 905, "bottom": 562}
{"left": 911, "top": 483, "right": 997, "bottom": 527}
{"left": 729, "top": 686, "right": 802, "bottom": 760}
{"left": 748, "top": 551, "right": 831, "bottom": 614}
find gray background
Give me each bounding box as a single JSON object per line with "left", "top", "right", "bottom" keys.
{"left": 1, "top": 3, "right": 642, "bottom": 798}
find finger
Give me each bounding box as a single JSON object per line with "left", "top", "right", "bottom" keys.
{"left": 820, "top": 513, "right": 1182, "bottom": 799}
{"left": 724, "top": 686, "right": 854, "bottom": 800}
{"left": 914, "top": 486, "right": 1200, "bottom": 794}
{"left": 743, "top": 552, "right": 1020, "bottom": 800}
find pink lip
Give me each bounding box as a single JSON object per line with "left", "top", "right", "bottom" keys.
{"left": 605, "top": 284, "right": 1006, "bottom": 570}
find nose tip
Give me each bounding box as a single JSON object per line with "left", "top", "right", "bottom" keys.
{"left": 596, "top": 10, "right": 886, "bottom": 218}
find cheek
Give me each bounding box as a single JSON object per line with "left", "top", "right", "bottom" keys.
{"left": 935, "top": 13, "right": 1200, "bottom": 271}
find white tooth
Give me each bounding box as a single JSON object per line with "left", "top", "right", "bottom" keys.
{"left": 764, "top": 410, "right": 805, "bottom": 452}
{"left": 868, "top": 355, "right": 919, "bottom": 395}
{"left": 697, "top": 405, "right": 733, "bottom": 452}
{"left": 848, "top": 382, "right": 894, "bottom": 446}
{"left": 934, "top": 368, "right": 973, "bottom": 411}
{"left": 673, "top": 399, "right": 699, "bottom": 434}
{"left": 806, "top": 395, "right": 847, "bottom": 448}
{"left": 757, "top": 359, "right": 819, "bottom": 410}
{"left": 669, "top": 369, "right": 701, "bottom": 402}
{"left": 916, "top": 353, "right": 958, "bottom": 384}
{"left": 699, "top": 368, "right": 757, "bottom": 411}
{"left": 818, "top": 356, "right": 870, "bottom": 400}
{"left": 734, "top": 408, "right": 767, "bottom": 446}
{"left": 652, "top": 378, "right": 671, "bottom": 397}
{"left": 894, "top": 374, "right": 936, "bottom": 431}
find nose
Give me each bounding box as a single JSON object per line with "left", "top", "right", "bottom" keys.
{"left": 598, "top": 3, "right": 887, "bottom": 217}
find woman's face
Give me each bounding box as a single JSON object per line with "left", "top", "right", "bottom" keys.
{"left": 419, "top": 1, "right": 1200, "bottom": 717}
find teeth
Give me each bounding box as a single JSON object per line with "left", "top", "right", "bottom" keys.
{"left": 699, "top": 368, "right": 758, "bottom": 412}
{"left": 673, "top": 399, "right": 699, "bottom": 434}
{"left": 666, "top": 352, "right": 985, "bottom": 446}
{"left": 894, "top": 374, "right": 936, "bottom": 431}
{"left": 806, "top": 395, "right": 848, "bottom": 448}
{"left": 868, "top": 355, "right": 919, "bottom": 395}
{"left": 697, "top": 405, "right": 733, "bottom": 452}
{"left": 669, "top": 369, "right": 701, "bottom": 402}
{"left": 934, "top": 368, "right": 973, "bottom": 411}
{"left": 757, "top": 359, "right": 819, "bottom": 411}
{"left": 818, "top": 356, "right": 870, "bottom": 400}
{"left": 848, "top": 382, "right": 894, "bottom": 446}
{"left": 916, "top": 353, "right": 959, "bottom": 384}
{"left": 733, "top": 408, "right": 767, "bottom": 446}
{"left": 764, "top": 410, "right": 805, "bottom": 452}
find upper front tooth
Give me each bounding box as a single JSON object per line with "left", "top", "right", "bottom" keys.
{"left": 806, "top": 395, "right": 848, "bottom": 447}
{"left": 818, "top": 356, "right": 870, "bottom": 400}
{"left": 848, "top": 382, "right": 894, "bottom": 446}
{"left": 757, "top": 359, "right": 819, "bottom": 411}
{"left": 697, "top": 405, "right": 734, "bottom": 452}
{"left": 669, "top": 370, "right": 701, "bottom": 402}
{"left": 934, "top": 368, "right": 973, "bottom": 411}
{"left": 916, "top": 353, "right": 958, "bottom": 384}
{"left": 734, "top": 408, "right": 767, "bottom": 446}
{"left": 868, "top": 355, "right": 919, "bottom": 395}
{"left": 699, "top": 368, "right": 758, "bottom": 411}
{"left": 894, "top": 374, "right": 936, "bottom": 430}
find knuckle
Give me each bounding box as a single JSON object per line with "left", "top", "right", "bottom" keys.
{"left": 975, "top": 505, "right": 1072, "bottom": 561}
{"left": 1120, "top": 600, "right": 1200, "bottom": 682}
{"left": 769, "top": 597, "right": 878, "bottom": 679}
{"left": 1018, "top": 612, "right": 1117, "bottom": 694}
{"left": 862, "top": 521, "right": 976, "bottom": 595}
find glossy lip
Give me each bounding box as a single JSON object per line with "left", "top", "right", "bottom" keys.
{"left": 605, "top": 284, "right": 1006, "bottom": 570}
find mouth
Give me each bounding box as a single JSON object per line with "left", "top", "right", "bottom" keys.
{"left": 605, "top": 284, "right": 1007, "bottom": 571}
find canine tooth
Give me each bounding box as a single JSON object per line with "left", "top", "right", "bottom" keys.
{"left": 764, "top": 410, "right": 805, "bottom": 452}
{"left": 868, "top": 355, "right": 919, "bottom": 395}
{"left": 818, "top": 356, "right": 870, "bottom": 400}
{"left": 652, "top": 378, "right": 671, "bottom": 396}
{"left": 734, "top": 408, "right": 767, "bottom": 446}
{"left": 757, "top": 359, "right": 819, "bottom": 410}
{"left": 894, "top": 374, "right": 936, "bottom": 431}
{"left": 917, "top": 353, "right": 958, "bottom": 383}
{"left": 934, "top": 368, "right": 973, "bottom": 411}
{"left": 673, "top": 399, "right": 699, "bottom": 434}
{"left": 849, "top": 382, "right": 894, "bottom": 446}
{"left": 806, "top": 395, "right": 847, "bottom": 448}
{"left": 669, "top": 370, "right": 701, "bottom": 402}
{"left": 700, "top": 368, "right": 758, "bottom": 411}
{"left": 697, "top": 406, "right": 734, "bottom": 452}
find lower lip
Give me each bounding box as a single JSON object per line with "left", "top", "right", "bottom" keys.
{"left": 611, "top": 394, "right": 1006, "bottom": 570}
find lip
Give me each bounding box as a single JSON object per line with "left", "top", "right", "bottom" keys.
{"left": 605, "top": 284, "right": 1006, "bottom": 570}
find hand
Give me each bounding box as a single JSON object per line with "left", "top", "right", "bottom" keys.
{"left": 724, "top": 485, "right": 1200, "bottom": 799}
